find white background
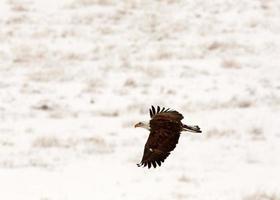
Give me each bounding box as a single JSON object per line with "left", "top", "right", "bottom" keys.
{"left": 0, "top": 0, "right": 280, "bottom": 199}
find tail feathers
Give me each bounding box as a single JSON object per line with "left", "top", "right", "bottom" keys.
{"left": 183, "top": 124, "right": 202, "bottom": 133}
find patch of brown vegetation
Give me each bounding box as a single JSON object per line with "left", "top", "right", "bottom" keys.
{"left": 123, "top": 78, "right": 136, "bottom": 87}
{"left": 206, "top": 128, "right": 236, "bottom": 139}
{"left": 71, "top": 0, "right": 115, "bottom": 7}
{"left": 32, "top": 136, "right": 113, "bottom": 154}
{"left": 32, "top": 137, "right": 75, "bottom": 148}
{"left": 178, "top": 175, "right": 192, "bottom": 183}
{"left": 244, "top": 192, "right": 280, "bottom": 200}
{"left": 221, "top": 58, "right": 242, "bottom": 69}
{"left": 249, "top": 127, "right": 265, "bottom": 141}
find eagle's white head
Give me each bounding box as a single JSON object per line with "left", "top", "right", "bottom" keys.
{"left": 134, "top": 121, "right": 150, "bottom": 130}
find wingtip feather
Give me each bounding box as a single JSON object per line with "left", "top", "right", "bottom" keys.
{"left": 151, "top": 106, "right": 155, "bottom": 115}
{"left": 148, "top": 162, "right": 151, "bottom": 168}
{"left": 156, "top": 160, "right": 161, "bottom": 166}
{"left": 152, "top": 161, "right": 157, "bottom": 168}
{"left": 157, "top": 106, "right": 160, "bottom": 113}
{"left": 149, "top": 109, "right": 152, "bottom": 118}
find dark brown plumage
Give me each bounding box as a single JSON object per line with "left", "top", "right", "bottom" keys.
{"left": 136, "top": 106, "right": 201, "bottom": 168}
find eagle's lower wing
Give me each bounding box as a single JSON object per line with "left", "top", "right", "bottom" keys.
{"left": 137, "top": 146, "right": 170, "bottom": 168}
{"left": 138, "top": 118, "right": 181, "bottom": 168}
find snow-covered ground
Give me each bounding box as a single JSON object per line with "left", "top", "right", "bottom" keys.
{"left": 1, "top": 0, "right": 280, "bottom": 199}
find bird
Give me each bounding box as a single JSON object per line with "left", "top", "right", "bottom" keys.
{"left": 134, "top": 105, "right": 202, "bottom": 168}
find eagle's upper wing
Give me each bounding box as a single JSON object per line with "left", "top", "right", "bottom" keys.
{"left": 149, "top": 105, "right": 184, "bottom": 121}
{"left": 138, "top": 106, "right": 183, "bottom": 168}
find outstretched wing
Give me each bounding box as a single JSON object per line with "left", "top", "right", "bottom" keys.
{"left": 138, "top": 106, "right": 183, "bottom": 168}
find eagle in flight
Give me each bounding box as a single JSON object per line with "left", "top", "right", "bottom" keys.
{"left": 135, "top": 105, "right": 202, "bottom": 168}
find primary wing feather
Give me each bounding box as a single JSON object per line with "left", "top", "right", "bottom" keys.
{"left": 149, "top": 105, "right": 183, "bottom": 119}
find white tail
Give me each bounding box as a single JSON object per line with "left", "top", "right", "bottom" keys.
{"left": 182, "top": 124, "right": 202, "bottom": 133}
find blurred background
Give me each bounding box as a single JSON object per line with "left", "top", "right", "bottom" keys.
{"left": 0, "top": 0, "right": 280, "bottom": 199}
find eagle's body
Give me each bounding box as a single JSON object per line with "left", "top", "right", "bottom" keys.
{"left": 135, "top": 106, "right": 201, "bottom": 168}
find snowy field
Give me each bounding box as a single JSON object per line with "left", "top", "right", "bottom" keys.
{"left": 1, "top": 0, "right": 280, "bottom": 199}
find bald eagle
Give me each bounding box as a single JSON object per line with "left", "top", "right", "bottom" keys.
{"left": 135, "top": 105, "right": 202, "bottom": 168}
